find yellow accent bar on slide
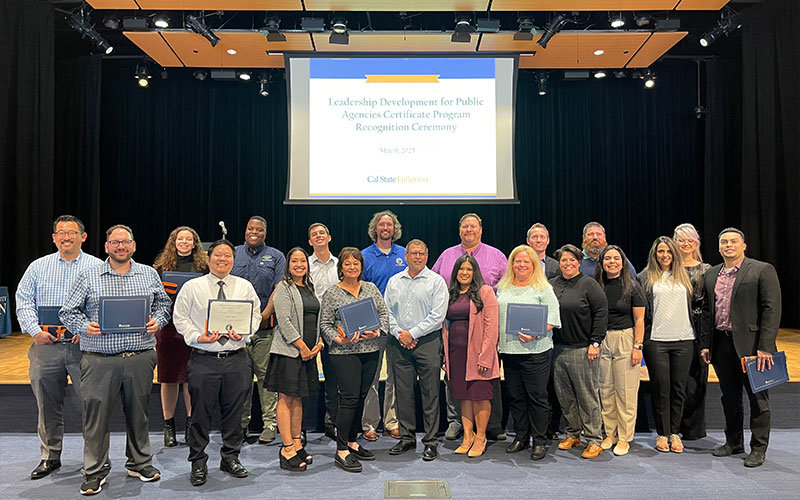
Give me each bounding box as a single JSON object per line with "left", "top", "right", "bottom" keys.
{"left": 365, "top": 75, "right": 440, "bottom": 83}
{"left": 310, "top": 193, "right": 496, "bottom": 197}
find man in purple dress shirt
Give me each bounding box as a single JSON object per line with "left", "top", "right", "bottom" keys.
{"left": 431, "top": 213, "right": 508, "bottom": 441}
{"left": 700, "top": 228, "right": 781, "bottom": 468}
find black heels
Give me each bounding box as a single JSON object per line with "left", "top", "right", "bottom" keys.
{"left": 279, "top": 444, "right": 307, "bottom": 472}
{"left": 293, "top": 436, "right": 312, "bottom": 464}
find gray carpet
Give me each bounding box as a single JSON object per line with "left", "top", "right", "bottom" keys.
{"left": 2, "top": 431, "right": 799, "bottom": 499}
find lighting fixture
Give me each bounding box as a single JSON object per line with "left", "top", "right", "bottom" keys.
{"left": 301, "top": 17, "right": 325, "bottom": 32}
{"left": 635, "top": 16, "right": 650, "bottom": 27}
{"left": 593, "top": 49, "right": 605, "bottom": 56}
{"left": 154, "top": 15, "right": 170, "bottom": 29}
{"left": 264, "top": 17, "right": 286, "bottom": 42}
{"left": 68, "top": 11, "right": 114, "bottom": 54}
{"left": 537, "top": 73, "right": 549, "bottom": 96}
{"left": 238, "top": 71, "right": 251, "bottom": 81}
{"left": 186, "top": 15, "right": 220, "bottom": 47}
{"left": 700, "top": 11, "right": 742, "bottom": 47}
{"left": 259, "top": 76, "right": 270, "bottom": 97}
{"left": 451, "top": 17, "right": 474, "bottom": 43}
{"left": 193, "top": 70, "right": 208, "bottom": 81}
{"left": 329, "top": 18, "right": 349, "bottom": 45}
{"left": 594, "top": 70, "right": 607, "bottom": 79}
{"left": 643, "top": 69, "right": 656, "bottom": 89}
{"left": 613, "top": 70, "right": 626, "bottom": 79}
{"left": 536, "top": 13, "right": 566, "bottom": 49}
{"left": 610, "top": 14, "right": 625, "bottom": 29}
{"left": 513, "top": 18, "right": 534, "bottom": 41}
{"left": 477, "top": 18, "right": 501, "bottom": 33}
{"left": 135, "top": 63, "right": 151, "bottom": 88}
{"left": 227, "top": 49, "right": 237, "bottom": 55}
{"left": 103, "top": 16, "right": 119, "bottom": 30}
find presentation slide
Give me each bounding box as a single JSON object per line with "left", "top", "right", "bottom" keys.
{"left": 287, "top": 55, "right": 517, "bottom": 203}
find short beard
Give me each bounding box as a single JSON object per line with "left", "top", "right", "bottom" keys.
{"left": 583, "top": 242, "right": 603, "bottom": 258}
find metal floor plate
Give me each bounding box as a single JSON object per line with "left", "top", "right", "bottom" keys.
{"left": 385, "top": 480, "right": 451, "bottom": 499}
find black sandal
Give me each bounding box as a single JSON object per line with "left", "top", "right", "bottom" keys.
{"left": 279, "top": 444, "right": 307, "bottom": 472}
{"left": 293, "top": 436, "right": 312, "bottom": 464}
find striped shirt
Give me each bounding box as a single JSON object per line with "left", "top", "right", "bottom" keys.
{"left": 60, "top": 258, "right": 172, "bottom": 354}
{"left": 16, "top": 251, "right": 103, "bottom": 336}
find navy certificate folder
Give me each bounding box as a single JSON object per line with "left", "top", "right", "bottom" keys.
{"left": 742, "top": 351, "right": 788, "bottom": 393}
{"left": 38, "top": 306, "right": 72, "bottom": 340}
{"left": 505, "top": 303, "right": 548, "bottom": 338}
{"left": 99, "top": 296, "right": 149, "bottom": 333}
{"left": 338, "top": 297, "right": 381, "bottom": 339}
{"left": 162, "top": 271, "right": 202, "bottom": 300}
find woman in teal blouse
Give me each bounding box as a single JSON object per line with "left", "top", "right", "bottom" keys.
{"left": 497, "top": 245, "right": 561, "bottom": 461}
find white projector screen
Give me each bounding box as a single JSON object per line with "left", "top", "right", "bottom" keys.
{"left": 285, "top": 54, "right": 518, "bottom": 204}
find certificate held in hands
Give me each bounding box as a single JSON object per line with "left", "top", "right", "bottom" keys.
{"left": 162, "top": 271, "right": 202, "bottom": 300}
{"left": 207, "top": 299, "right": 255, "bottom": 337}
{"left": 741, "top": 351, "right": 789, "bottom": 393}
{"left": 99, "top": 296, "right": 150, "bottom": 333}
{"left": 338, "top": 297, "right": 381, "bottom": 339}
{"left": 505, "top": 303, "right": 548, "bottom": 338}
{"left": 38, "top": 306, "right": 72, "bottom": 341}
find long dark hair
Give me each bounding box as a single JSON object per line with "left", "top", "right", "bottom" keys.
{"left": 283, "top": 247, "right": 316, "bottom": 295}
{"left": 448, "top": 255, "right": 485, "bottom": 312}
{"left": 594, "top": 245, "right": 635, "bottom": 302}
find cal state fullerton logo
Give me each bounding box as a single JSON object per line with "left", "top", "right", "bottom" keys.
{"left": 395, "top": 258, "right": 404, "bottom": 266}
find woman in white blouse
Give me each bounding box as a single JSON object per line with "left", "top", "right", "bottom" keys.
{"left": 638, "top": 236, "right": 696, "bottom": 454}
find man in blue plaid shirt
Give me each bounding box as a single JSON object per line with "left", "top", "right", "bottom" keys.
{"left": 60, "top": 224, "right": 171, "bottom": 496}
{"left": 16, "top": 215, "right": 103, "bottom": 481}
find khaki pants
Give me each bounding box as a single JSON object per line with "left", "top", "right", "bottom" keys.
{"left": 598, "top": 328, "right": 640, "bottom": 442}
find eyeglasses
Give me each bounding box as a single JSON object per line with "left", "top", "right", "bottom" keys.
{"left": 54, "top": 230, "right": 79, "bottom": 238}
{"left": 107, "top": 240, "right": 133, "bottom": 248}
{"left": 407, "top": 251, "right": 427, "bottom": 257}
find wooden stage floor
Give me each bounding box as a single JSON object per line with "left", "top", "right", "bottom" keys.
{"left": 1, "top": 329, "right": 799, "bottom": 385}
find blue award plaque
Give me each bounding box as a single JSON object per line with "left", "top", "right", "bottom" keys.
{"left": 338, "top": 297, "right": 381, "bottom": 339}
{"left": 505, "top": 303, "right": 548, "bottom": 338}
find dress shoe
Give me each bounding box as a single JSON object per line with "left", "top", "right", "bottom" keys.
{"left": 487, "top": 428, "right": 507, "bottom": 441}
{"left": 348, "top": 444, "right": 376, "bottom": 461}
{"left": 190, "top": 462, "right": 207, "bottom": 486}
{"left": 454, "top": 437, "right": 474, "bottom": 455}
{"left": 613, "top": 440, "right": 630, "bottom": 456}
{"left": 506, "top": 440, "right": 529, "bottom": 454}
{"left": 389, "top": 441, "right": 416, "bottom": 455}
{"left": 324, "top": 425, "right": 337, "bottom": 440}
{"left": 581, "top": 444, "right": 603, "bottom": 459}
{"left": 334, "top": 453, "right": 362, "bottom": 473}
{"left": 600, "top": 436, "right": 617, "bottom": 450}
{"left": 557, "top": 437, "right": 582, "bottom": 450}
{"left": 530, "top": 444, "right": 548, "bottom": 460}
{"left": 31, "top": 459, "right": 61, "bottom": 479}
{"left": 468, "top": 437, "right": 487, "bottom": 458}
{"left": 363, "top": 429, "right": 379, "bottom": 441}
{"left": 163, "top": 417, "right": 178, "bottom": 447}
{"left": 744, "top": 450, "right": 766, "bottom": 468}
{"left": 712, "top": 443, "right": 745, "bottom": 457}
{"left": 444, "top": 422, "right": 463, "bottom": 440}
{"left": 384, "top": 428, "right": 400, "bottom": 439}
{"left": 546, "top": 431, "right": 561, "bottom": 441}
{"left": 259, "top": 426, "right": 276, "bottom": 444}
{"left": 220, "top": 458, "right": 248, "bottom": 478}
{"left": 422, "top": 444, "right": 439, "bottom": 461}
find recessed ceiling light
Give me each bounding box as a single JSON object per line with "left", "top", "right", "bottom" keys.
{"left": 227, "top": 49, "right": 237, "bottom": 55}
{"left": 594, "top": 70, "right": 607, "bottom": 79}
{"left": 594, "top": 49, "right": 605, "bottom": 56}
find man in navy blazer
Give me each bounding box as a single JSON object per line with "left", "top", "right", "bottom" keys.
{"left": 700, "top": 227, "right": 781, "bottom": 468}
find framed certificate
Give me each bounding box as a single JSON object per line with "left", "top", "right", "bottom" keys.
{"left": 505, "top": 303, "right": 548, "bottom": 338}
{"left": 338, "top": 297, "right": 381, "bottom": 339}
{"left": 207, "top": 299, "right": 255, "bottom": 337}
{"left": 99, "top": 296, "right": 150, "bottom": 334}
{"left": 162, "top": 271, "right": 202, "bottom": 300}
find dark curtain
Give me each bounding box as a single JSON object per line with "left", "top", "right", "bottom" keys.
{"left": 97, "top": 59, "right": 702, "bottom": 282}
{"left": 705, "top": 0, "right": 800, "bottom": 326}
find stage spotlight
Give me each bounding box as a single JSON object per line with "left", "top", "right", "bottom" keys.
{"left": 264, "top": 17, "right": 286, "bottom": 42}
{"left": 160, "top": 68, "right": 168, "bottom": 79}
{"left": 613, "top": 70, "right": 626, "bottom": 79}
{"left": 451, "top": 17, "right": 474, "bottom": 43}
{"left": 259, "top": 76, "right": 270, "bottom": 97}
{"left": 68, "top": 11, "right": 114, "bottom": 54}
{"left": 537, "top": 73, "right": 549, "bottom": 96}
{"left": 536, "top": 13, "right": 566, "bottom": 49}
{"left": 610, "top": 14, "right": 625, "bottom": 29}
{"left": 643, "top": 69, "right": 656, "bottom": 89}
{"left": 594, "top": 70, "right": 607, "bottom": 79}
{"left": 238, "top": 71, "right": 251, "bottom": 81}
{"left": 700, "top": 9, "right": 742, "bottom": 47}
{"left": 193, "top": 70, "right": 208, "bottom": 81}
{"left": 135, "top": 63, "right": 151, "bottom": 88}
{"left": 513, "top": 18, "right": 534, "bottom": 41}
{"left": 635, "top": 16, "right": 650, "bottom": 27}
{"left": 103, "top": 16, "right": 119, "bottom": 30}
{"left": 154, "top": 15, "right": 170, "bottom": 29}
{"left": 186, "top": 15, "right": 220, "bottom": 47}
{"left": 329, "top": 18, "right": 349, "bottom": 45}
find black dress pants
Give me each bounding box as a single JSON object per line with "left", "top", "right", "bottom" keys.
{"left": 187, "top": 349, "right": 252, "bottom": 465}
{"left": 329, "top": 351, "right": 379, "bottom": 451}
{"left": 643, "top": 339, "right": 694, "bottom": 436}
{"left": 712, "top": 331, "right": 771, "bottom": 452}
{"left": 501, "top": 350, "right": 552, "bottom": 446}
{"left": 680, "top": 339, "right": 709, "bottom": 439}
{"left": 388, "top": 332, "right": 441, "bottom": 446}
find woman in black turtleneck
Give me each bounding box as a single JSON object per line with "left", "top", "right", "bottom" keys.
{"left": 154, "top": 226, "right": 208, "bottom": 447}
{"left": 549, "top": 244, "right": 608, "bottom": 459}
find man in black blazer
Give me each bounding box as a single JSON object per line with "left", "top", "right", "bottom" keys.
{"left": 700, "top": 228, "right": 781, "bottom": 468}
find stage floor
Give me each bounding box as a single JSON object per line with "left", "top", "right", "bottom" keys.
{"left": 1, "top": 431, "right": 799, "bottom": 499}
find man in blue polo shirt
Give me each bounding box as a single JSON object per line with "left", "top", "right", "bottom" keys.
{"left": 231, "top": 216, "right": 285, "bottom": 444}
{"left": 360, "top": 210, "right": 406, "bottom": 440}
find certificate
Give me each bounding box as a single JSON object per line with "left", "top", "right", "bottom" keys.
{"left": 207, "top": 299, "right": 254, "bottom": 337}
{"left": 99, "top": 296, "right": 150, "bottom": 334}
{"left": 338, "top": 297, "right": 381, "bottom": 339}
{"left": 162, "top": 271, "right": 202, "bottom": 300}
{"left": 742, "top": 351, "right": 789, "bottom": 393}
{"left": 505, "top": 303, "right": 548, "bottom": 338}
{"left": 38, "top": 306, "right": 72, "bottom": 341}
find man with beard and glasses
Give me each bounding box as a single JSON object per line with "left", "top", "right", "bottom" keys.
{"left": 16, "top": 215, "right": 102, "bottom": 480}
{"left": 60, "top": 224, "right": 171, "bottom": 495}
{"left": 579, "top": 222, "right": 636, "bottom": 278}
{"left": 360, "top": 210, "right": 406, "bottom": 440}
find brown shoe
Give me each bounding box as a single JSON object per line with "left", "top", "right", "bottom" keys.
{"left": 600, "top": 436, "right": 617, "bottom": 450}
{"left": 557, "top": 437, "right": 582, "bottom": 450}
{"left": 581, "top": 444, "right": 603, "bottom": 459}
{"left": 363, "top": 430, "right": 379, "bottom": 442}
{"left": 383, "top": 428, "right": 400, "bottom": 439}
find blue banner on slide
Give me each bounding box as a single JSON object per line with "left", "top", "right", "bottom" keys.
{"left": 309, "top": 57, "right": 495, "bottom": 79}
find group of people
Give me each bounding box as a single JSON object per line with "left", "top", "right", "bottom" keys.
{"left": 14, "top": 211, "right": 782, "bottom": 494}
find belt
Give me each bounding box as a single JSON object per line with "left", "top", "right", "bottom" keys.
{"left": 85, "top": 348, "right": 152, "bottom": 358}
{"left": 192, "top": 347, "right": 244, "bottom": 358}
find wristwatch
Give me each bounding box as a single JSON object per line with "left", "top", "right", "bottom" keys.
{"left": 591, "top": 342, "right": 600, "bottom": 348}
{"left": 633, "top": 343, "right": 644, "bottom": 350}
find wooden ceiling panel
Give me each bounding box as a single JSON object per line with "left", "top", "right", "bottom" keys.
{"left": 129, "top": 1, "right": 303, "bottom": 9}
{"left": 575, "top": 32, "right": 650, "bottom": 68}
{"left": 312, "top": 32, "right": 479, "bottom": 52}
{"left": 626, "top": 31, "right": 686, "bottom": 67}
{"left": 304, "top": 1, "right": 489, "bottom": 11}
{"left": 676, "top": 0, "right": 730, "bottom": 10}
{"left": 86, "top": 0, "right": 140, "bottom": 8}
{"left": 161, "top": 32, "right": 223, "bottom": 67}
{"left": 490, "top": 1, "right": 680, "bottom": 11}
{"left": 488, "top": 33, "right": 581, "bottom": 68}
{"left": 124, "top": 31, "right": 184, "bottom": 67}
